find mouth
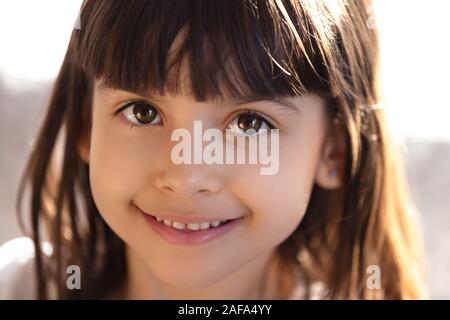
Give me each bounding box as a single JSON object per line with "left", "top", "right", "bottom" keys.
{"left": 137, "top": 208, "right": 244, "bottom": 246}
{"left": 150, "top": 215, "right": 235, "bottom": 233}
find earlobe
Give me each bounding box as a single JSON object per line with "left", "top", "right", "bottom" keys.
{"left": 315, "top": 161, "right": 342, "bottom": 190}
{"left": 314, "top": 122, "right": 346, "bottom": 190}
{"left": 77, "top": 136, "right": 90, "bottom": 164}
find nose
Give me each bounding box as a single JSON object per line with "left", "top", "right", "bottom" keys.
{"left": 155, "top": 163, "right": 224, "bottom": 198}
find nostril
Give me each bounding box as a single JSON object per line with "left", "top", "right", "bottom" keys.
{"left": 161, "top": 186, "right": 175, "bottom": 193}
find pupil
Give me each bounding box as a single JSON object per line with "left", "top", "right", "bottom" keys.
{"left": 134, "top": 103, "right": 156, "bottom": 124}
{"left": 238, "top": 114, "right": 262, "bottom": 132}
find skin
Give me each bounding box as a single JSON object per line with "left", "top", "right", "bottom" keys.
{"left": 78, "top": 24, "right": 345, "bottom": 300}
{"left": 78, "top": 77, "right": 345, "bottom": 299}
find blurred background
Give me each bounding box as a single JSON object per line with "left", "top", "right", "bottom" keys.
{"left": 0, "top": 0, "right": 449, "bottom": 298}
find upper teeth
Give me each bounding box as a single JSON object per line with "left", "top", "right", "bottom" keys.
{"left": 155, "top": 217, "right": 227, "bottom": 230}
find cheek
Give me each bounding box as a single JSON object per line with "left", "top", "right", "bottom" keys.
{"left": 229, "top": 131, "right": 323, "bottom": 246}
{"left": 88, "top": 108, "right": 166, "bottom": 223}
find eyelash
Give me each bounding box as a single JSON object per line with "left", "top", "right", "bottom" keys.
{"left": 228, "top": 110, "right": 276, "bottom": 131}
{"left": 111, "top": 100, "right": 278, "bottom": 131}
{"left": 111, "top": 100, "right": 162, "bottom": 130}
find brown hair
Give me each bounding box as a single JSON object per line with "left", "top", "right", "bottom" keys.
{"left": 16, "top": 0, "right": 426, "bottom": 299}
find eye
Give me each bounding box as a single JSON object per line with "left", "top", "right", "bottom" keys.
{"left": 116, "top": 101, "right": 162, "bottom": 127}
{"left": 227, "top": 111, "right": 275, "bottom": 136}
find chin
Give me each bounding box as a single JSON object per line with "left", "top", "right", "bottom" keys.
{"left": 146, "top": 258, "right": 238, "bottom": 289}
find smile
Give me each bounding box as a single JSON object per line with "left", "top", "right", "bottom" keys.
{"left": 153, "top": 216, "right": 229, "bottom": 231}
{"left": 136, "top": 206, "right": 244, "bottom": 246}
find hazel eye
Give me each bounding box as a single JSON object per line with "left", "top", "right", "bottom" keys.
{"left": 227, "top": 111, "right": 275, "bottom": 136}
{"left": 120, "top": 101, "right": 162, "bottom": 126}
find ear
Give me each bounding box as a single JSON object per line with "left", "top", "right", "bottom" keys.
{"left": 77, "top": 131, "right": 90, "bottom": 164}
{"left": 314, "top": 119, "right": 346, "bottom": 189}
{"left": 77, "top": 99, "right": 91, "bottom": 164}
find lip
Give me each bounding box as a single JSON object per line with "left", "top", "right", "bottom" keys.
{"left": 137, "top": 208, "right": 244, "bottom": 246}
{"left": 135, "top": 205, "right": 242, "bottom": 224}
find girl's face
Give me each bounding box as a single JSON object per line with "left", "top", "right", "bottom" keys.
{"left": 81, "top": 73, "right": 342, "bottom": 290}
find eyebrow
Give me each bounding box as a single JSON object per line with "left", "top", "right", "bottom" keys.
{"left": 97, "top": 82, "right": 165, "bottom": 104}
{"left": 228, "top": 96, "right": 300, "bottom": 113}
{"left": 97, "top": 82, "right": 300, "bottom": 113}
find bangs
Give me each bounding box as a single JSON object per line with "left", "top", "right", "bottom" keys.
{"left": 74, "top": 0, "right": 335, "bottom": 101}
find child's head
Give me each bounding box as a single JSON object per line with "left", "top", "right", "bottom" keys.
{"left": 18, "top": 0, "right": 425, "bottom": 299}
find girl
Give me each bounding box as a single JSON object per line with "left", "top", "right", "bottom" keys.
{"left": 5, "top": 0, "right": 426, "bottom": 299}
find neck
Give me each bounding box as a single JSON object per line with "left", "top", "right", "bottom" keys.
{"left": 117, "top": 245, "right": 289, "bottom": 300}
